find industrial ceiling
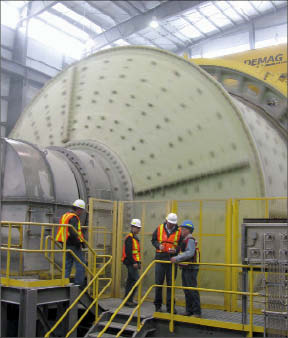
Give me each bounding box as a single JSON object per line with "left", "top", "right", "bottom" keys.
{"left": 3, "top": 0, "right": 287, "bottom": 57}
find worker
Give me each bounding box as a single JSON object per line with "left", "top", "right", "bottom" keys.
{"left": 56, "top": 199, "right": 86, "bottom": 287}
{"left": 151, "top": 213, "right": 181, "bottom": 313}
{"left": 171, "top": 220, "right": 201, "bottom": 317}
{"left": 121, "top": 219, "right": 142, "bottom": 307}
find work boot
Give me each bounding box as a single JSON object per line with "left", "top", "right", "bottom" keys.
{"left": 166, "top": 307, "right": 177, "bottom": 314}
{"left": 183, "top": 311, "right": 193, "bottom": 316}
{"left": 192, "top": 313, "right": 202, "bottom": 318}
{"left": 155, "top": 305, "right": 162, "bottom": 312}
{"left": 125, "top": 301, "right": 137, "bottom": 307}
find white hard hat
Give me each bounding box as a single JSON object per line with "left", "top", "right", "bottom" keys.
{"left": 166, "top": 213, "right": 177, "bottom": 224}
{"left": 73, "top": 199, "right": 86, "bottom": 210}
{"left": 131, "top": 219, "right": 142, "bottom": 228}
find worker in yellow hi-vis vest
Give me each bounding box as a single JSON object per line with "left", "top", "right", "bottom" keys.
{"left": 121, "top": 219, "right": 142, "bottom": 307}
{"left": 56, "top": 199, "right": 86, "bottom": 286}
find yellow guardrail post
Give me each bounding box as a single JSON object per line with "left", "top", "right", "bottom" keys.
{"left": 51, "top": 226, "right": 55, "bottom": 279}
{"left": 169, "top": 262, "right": 175, "bottom": 333}
{"left": 6, "top": 223, "right": 12, "bottom": 279}
{"left": 115, "top": 201, "right": 123, "bottom": 298}
{"left": 93, "top": 253, "right": 96, "bottom": 297}
{"left": 98, "top": 260, "right": 156, "bottom": 337}
{"left": 44, "top": 255, "right": 112, "bottom": 337}
{"left": 137, "top": 277, "right": 142, "bottom": 330}
{"left": 40, "top": 225, "right": 44, "bottom": 250}
{"left": 198, "top": 200, "right": 203, "bottom": 287}
{"left": 95, "top": 275, "right": 99, "bottom": 322}
{"left": 111, "top": 201, "right": 118, "bottom": 297}
{"left": 88, "top": 198, "right": 94, "bottom": 287}
{"left": 248, "top": 267, "right": 254, "bottom": 337}
{"left": 61, "top": 233, "right": 67, "bottom": 285}
{"left": 265, "top": 199, "right": 269, "bottom": 218}
{"left": 232, "top": 199, "right": 239, "bottom": 311}
{"left": 171, "top": 200, "right": 178, "bottom": 213}
{"left": 140, "top": 202, "right": 146, "bottom": 276}
{"left": 19, "top": 224, "right": 24, "bottom": 276}
{"left": 224, "top": 198, "right": 232, "bottom": 311}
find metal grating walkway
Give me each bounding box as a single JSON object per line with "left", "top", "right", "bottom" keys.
{"left": 98, "top": 298, "right": 264, "bottom": 329}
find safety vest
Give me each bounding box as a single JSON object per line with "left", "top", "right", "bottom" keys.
{"left": 121, "top": 233, "right": 141, "bottom": 262}
{"left": 55, "top": 212, "right": 84, "bottom": 243}
{"left": 156, "top": 224, "right": 181, "bottom": 253}
{"left": 179, "top": 236, "right": 200, "bottom": 268}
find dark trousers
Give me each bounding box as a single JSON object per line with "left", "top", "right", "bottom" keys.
{"left": 124, "top": 264, "right": 139, "bottom": 302}
{"left": 65, "top": 244, "right": 85, "bottom": 286}
{"left": 154, "top": 262, "right": 177, "bottom": 310}
{"left": 182, "top": 268, "right": 201, "bottom": 315}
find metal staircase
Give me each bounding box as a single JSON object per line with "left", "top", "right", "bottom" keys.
{"left": 85, "top": 310, "right": 155, "bottom": 337}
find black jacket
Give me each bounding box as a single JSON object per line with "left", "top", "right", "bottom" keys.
{"left": 151, "top": 222, "right": 182, "bottom": 260}
{"left": 67, "top": 212, "right": 82, "bottom": 248}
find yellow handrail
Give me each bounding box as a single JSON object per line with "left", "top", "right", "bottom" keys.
{"left": 98, "top": 260, "right": 260, "bottom": 337}
{"left": 44, "top": 235, "right": 62, "bottom": 273}
{"left": 44, "top": 255, "right": 112, "bottom": 338}
{"left": 65, "top": 278, "right": 112, "bottom": 337}
{"left": 97, "top": 259, "right": 157, "bottom": 337}
{"left": 44, "top": 235, "right": 94, "bottom": 277}
{"left": 0, "top": 221, "right": 98, "bottom": 282}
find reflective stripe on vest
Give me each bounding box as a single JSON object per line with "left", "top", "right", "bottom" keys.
{"left": 121, "top": 233, "right": 141, "bottom": 262}
{"left": 55, "top": 212, "right": 83, "bottom": 243}
{"left": 156, "top": 224, "right": 181, "bottom": 253}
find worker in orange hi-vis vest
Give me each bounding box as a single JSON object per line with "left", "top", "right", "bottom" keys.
{"left": 56, "top": 199, "right": 86, "bottom": 287}
{"left": 151, "top": 213, "right": 182, "bottom": 313}
{"left": 121, "top": 219, "right": 142, "bottom": 307}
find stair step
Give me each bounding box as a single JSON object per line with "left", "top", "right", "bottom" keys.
{"left": 89, "top": 333, "right": 116, "bottom": 338}
{"left": 98, "top": 320, "right": 136, "bottom": 332}
{"left": 106, "top": 311, "right": 147, "bottom": 324}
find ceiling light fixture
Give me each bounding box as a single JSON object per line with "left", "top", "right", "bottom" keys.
{"left": 150, "top": 16, "right": 159, "bottom": 28}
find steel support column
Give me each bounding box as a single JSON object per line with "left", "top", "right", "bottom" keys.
{"left": 249, "top": 22, "right": 255, "bottom": 50}
{"left": 67, "top": 285, "right": 79, "bottom": 337}
{"left": 18, "top": 288, "right": 38, "bottom": 337}
{"left": 6, "top": 2, "right": 30, "bottom": 136}
{"left": 0, "top": 291, "right": 7, "bottom": 337}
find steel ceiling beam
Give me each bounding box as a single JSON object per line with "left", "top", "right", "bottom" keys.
{"left": 212, "top": 2, "right": 237, "bottom": 26}
{"left": 249, "top": 2, "right": 262, "bottom": 16}
{"left": 1, "top": 58, "right": 51, "bottom": 86}
{"left": 125, "top": 1, "right": 186, "bottom": 48}
{"left": 181, "top": 15, "right": 208, "bottom": 38}
{"left": 87, "top": 0, "right": 181, "bottom": 49}
{"left": 73, "top": 1, "right": 206, "bottom": 49}
{"left": 196, "top": 7, "right": 222, "bottom": 32}
{"left": 227, "top": 2, "right": 250, "bottom": 22}
{"left": 36, "top": 16, "right": 86, "bottom": 43}
{"left": 48, "top": 7, "right": 97, "bottom": 38}
{"left": 63, "top": 1, "right": 112, "bottom": 30}
{"left": 17, "top": 1, "right": 58, "bottom": 24}
{"left": 175, "top": 5, "right": 287, "bottom": 54}
{"left": 110, "top": 1, "right": 164, "bottom": 49}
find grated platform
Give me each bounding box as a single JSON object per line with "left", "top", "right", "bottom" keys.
{"left": 98, "top": 298, "right": 264, "bottom": 327}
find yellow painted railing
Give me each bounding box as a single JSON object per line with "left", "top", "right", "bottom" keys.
{"left": 113, "top": 197, "right": 286, "bottom": 312}
{"left": 44, "top": 255, "right": 112, "bottom": 337}
{"left": 0, "top": 221, "right": 99, "bottom": 282}
{"left": 98, "top": 260, "right": 260, "bottom": 338}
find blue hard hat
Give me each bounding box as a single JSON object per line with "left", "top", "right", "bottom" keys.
{"left": 180, "top": 220, "right": 194, "bottom": 231}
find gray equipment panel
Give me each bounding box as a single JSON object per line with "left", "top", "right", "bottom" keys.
{"left": 242, "top": 219, "right": 288, "bottom": 264}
